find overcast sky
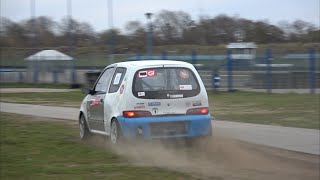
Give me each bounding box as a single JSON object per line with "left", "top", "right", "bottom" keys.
{"left": 1, "top": 0, "right": 319, "bottom": 32}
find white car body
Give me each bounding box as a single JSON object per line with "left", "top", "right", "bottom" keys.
{"left": 79, "top": 60, "right": 212, "bottom": 142}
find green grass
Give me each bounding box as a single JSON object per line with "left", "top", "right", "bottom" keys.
{"left": 0, "top": 90, "right": 84, "bottom": 107}
{"left": 0, "top": 113, "right": 194, "bottom": 180}
{"left": 208, "top": 91, "right": 320, "bottom": 129}
{"left": 0, "top": 83, "right": 73, "bottom": 89}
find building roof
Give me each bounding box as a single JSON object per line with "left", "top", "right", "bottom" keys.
{"left": 25, "top": 50, "right": 73, "bottom": 61}
{"left": 115, "top": 60, "right": 190, "bottom": 67}
{"left": 226, "top": 42, "right": 257, "bottom": 49}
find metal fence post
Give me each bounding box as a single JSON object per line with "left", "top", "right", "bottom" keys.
{"left": 265, "top": 48, "right": 272, "bottom": 93}
{"left": 309, "top": 48, "right": 315, "bottom": 94}
{"left": 162, "top": 51, "right": 167, "bottom": 60}
{"left": 71, "top": 61, "right": 76, "bottom": 84}
{"left": 212, "top": 70, "right": 220, "bottom": 92}
{"left": 227, "top": 49, "right": 233, "bottom": 92}
{"left": 19, "top": 71, "right": 23, "bottom": 82}
{"left": 53, "top": 69, "right": 58, "bottom": 83}
{"left": 33, "top": 61, "right": 39, "bottom": 83}
{"left": 212, "top": 70, "right": 216, "bottom": 92}
{"left": 191, "top": 50, "right": 197, "bottom": 65}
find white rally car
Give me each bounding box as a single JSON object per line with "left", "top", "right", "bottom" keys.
{"left": 79, "top": 60, "right": 212, "bottom": 144}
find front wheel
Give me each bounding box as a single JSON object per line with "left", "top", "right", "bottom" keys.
{"left": 79, "top": 114, "right": 90, "bottom": 140}
{"left": 110, "top": 119, "right": 122, "bottom": 144}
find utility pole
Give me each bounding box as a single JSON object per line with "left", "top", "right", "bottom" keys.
{"left": 108, "top": 0, "right": 114, "bottom": 63}
{"left": 145, "top": 12, "right": 153, "bottom": 57}
{"left": 67, "top": 0, "right": 76, "bottom": 85}
{"left": 30, "top": 0, "right": 38, "bottom": 83}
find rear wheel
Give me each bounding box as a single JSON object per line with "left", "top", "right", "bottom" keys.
{"left": 110, "top": 119, "right": 122, "bottom": 144}
{"left": 79, "top": 114, "right": 90, "bottom": 140}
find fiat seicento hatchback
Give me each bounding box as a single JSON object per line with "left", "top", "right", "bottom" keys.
{"left": 79, "top": 60, "right": 212, "bottom": 144}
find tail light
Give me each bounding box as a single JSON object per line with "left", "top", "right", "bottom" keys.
{"left": 123, "top": 111, "right": 152, "bottom": 118}
{"left": 186, "top": 107, "right": 209, "bottom": 115}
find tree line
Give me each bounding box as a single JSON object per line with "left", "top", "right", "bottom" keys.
{"left": 1, "top": 10, "right": 319, "bottom": 54}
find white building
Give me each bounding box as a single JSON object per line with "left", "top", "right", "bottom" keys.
{"left": 226, "top": 42, "right": 257, "bottom": 60}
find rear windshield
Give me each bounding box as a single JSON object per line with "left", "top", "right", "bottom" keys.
{"left": 132, "top": 67, "right": 200, "bottom": 99}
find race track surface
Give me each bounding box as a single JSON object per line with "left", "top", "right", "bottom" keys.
{"left": 1, "top": 102, "right": 319, "bottom": 155}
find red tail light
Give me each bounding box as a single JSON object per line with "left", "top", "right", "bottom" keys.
{"left": 123, "top": 111, "right": 152, "bottom": 118}
{"left": 186, "top": 107, "right": 209, "bottom": 115}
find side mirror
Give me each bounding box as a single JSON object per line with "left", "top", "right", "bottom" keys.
{"left": 81, "top": 88, "right": 94, "bottom": 95}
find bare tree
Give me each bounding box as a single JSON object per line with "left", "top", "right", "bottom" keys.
{"left": 154, "top": 10, "right": 193, "bottom": 43}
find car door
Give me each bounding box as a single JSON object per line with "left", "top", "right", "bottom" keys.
{"left": 87, "top": 67, "right": 115, "bottom": 132}
{"left": 104, "top": 67, "right": 127, "bottom": 134}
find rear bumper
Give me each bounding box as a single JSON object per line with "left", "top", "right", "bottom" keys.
{"left": 116, "top": 114, "right": 212, "bottom": 139}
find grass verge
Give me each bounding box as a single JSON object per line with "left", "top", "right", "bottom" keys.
{"left": 209, "top": 91, "right": 319, "bottom": 129}
{"left": 0, "top": 83, "right": 73, "bottom": 89}
{"left": 0, "top": 91, "right": 84, "bottom": 107}
{"left": 0, "top": 113, "right": 193, "bottom": 180}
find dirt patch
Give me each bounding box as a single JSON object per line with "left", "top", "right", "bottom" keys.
{"left": 84, "top": 134, "right": 319, "bottom": 180}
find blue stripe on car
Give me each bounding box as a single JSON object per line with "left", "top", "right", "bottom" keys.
{"left": 116, "top": 114, "right": 212, "bottom": 139}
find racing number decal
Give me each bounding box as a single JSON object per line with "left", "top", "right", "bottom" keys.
{"left": 90, "top": 97, "right": 101, "bottom": 107}
{"left": 138, "top": 70, "right": 156, "bottom": 78}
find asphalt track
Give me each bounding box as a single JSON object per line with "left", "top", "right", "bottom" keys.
{"left": 1, "top": 102, "right": 319, "bottom": 155}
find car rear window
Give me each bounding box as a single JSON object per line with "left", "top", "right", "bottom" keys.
{"left": 132, "top": 67, "right": 200, "bottom": 99}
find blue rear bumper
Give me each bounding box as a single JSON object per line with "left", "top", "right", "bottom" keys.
{"left": 116, "top": 114, "right": 212, "bottom": 139}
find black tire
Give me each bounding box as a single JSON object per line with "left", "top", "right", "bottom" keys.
{"left": 79, "top": 114, "right": 90, "bottom": 140}
{"left": 110, "top": 119, "right": 122, "bottom": 145}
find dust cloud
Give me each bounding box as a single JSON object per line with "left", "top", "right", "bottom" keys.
{"left": 86, "top": 135, "right": 319, "bottom": 180}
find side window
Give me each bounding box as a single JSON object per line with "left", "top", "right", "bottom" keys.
{"left": 94, "top": 67, "right": 115, "bottom": 93}
{"left": 109, "top": 67, "right": 127, "bottom": 93}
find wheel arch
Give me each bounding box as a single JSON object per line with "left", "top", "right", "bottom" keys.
{"left": 79, "top": 111, "right": 84, "bottom": 122}
{"left": 79, "top": 111, "right": 91, "bottom": 130}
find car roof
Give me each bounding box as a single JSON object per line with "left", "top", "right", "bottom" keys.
{"left": 114, "top": 60, "right": 191, "bottom": 68}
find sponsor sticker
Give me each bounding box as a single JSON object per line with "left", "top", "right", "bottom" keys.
{"left": 138, "top": 70, "right": 156, "bottom": 78}
{"left": 138, "top": 92, "right": 145, "bottom": 97}
{"left": 192, "top": 101, "right": 202, "bottom": 106}
{"left": 134, "top": 105, "right": 145, "bottom": 109}
{"left": 168, "top": 94, "right": 184, "bottom": 98}
{"left": 179, "top": 69, "right": 190, "bottom": 79}
{"left": 148, "top": 102, "right": 161, "bottom": 106}
{"left": 179, "top": 85, "right": 192, "bottom": 90}
{"left": 90, "top": 97, "right": 101, "bottom": 107}
{"left": 147, "top": 70, "right": 156, "bottom": 77}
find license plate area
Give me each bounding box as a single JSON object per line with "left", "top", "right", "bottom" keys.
{"left": 150, "top": 121, "right": 188, "bottom": 136}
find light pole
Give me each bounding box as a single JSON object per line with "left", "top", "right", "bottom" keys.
{"left": 145, "top": 12, "right": 153, "bottom": 57}
{"left": 67, "top": 0, "right": 77, "bottom": 86}
{"left": 108, "top": 0, "right": 114, "bottom": 63}
{"left": 30, "top": 0, "right": 39, "bottom": 83}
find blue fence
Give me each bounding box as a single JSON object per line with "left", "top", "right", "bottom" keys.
{"left": 1, "top": 48, "right": 318, "bottom": 93}
{"left": 128, "top": 49, "right": 319, "bottom": 94}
